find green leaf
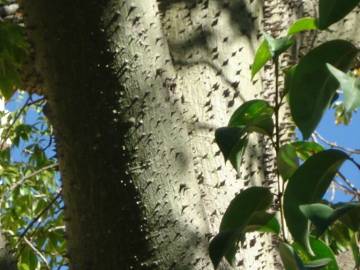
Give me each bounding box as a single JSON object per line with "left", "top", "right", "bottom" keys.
{"left": 289, "top": 40, "right": 358, "bottom": 139}
{"left": 228, "top": 99, "right": 274, "bottom": 136}
{"left": 251, "top": 35, "right": 294, "bottom": 78}
{"left": 279, "top": 242, "right": 306, "bottom": 270}
{"left": 327, "top": 63, "right": 360, "bottom": 112}
{"left": 277, "top": 142, "right": 324, "bottom": 180}
{"left": 288, "top": 17, "right": 318, "bottom": 35}
{"left": 283, "top": 149, "right": 348, "bottom": 254}
{"left": 300, "top": 202, "right": 360, "bottom": 236}
{"left": 251, "top": 40, "right": 272, "bottom": 79}
{"left": 215, "top": 127, "right": 248, "bottom": 172}
{"left": 293, "top": 237, "right": 339, "bottom": 270}
{"left": 209, "top": 187, "right": 273, "bottom": 267}
{"left": 318, "top": 0, "right": 360, "bottom": 30}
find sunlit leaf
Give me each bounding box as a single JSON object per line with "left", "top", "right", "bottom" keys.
{"left": 288, "top": 17, "right": 318, "bottom": 35}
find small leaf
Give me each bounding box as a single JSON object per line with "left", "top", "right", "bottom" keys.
{"left": 215, "top": 127, "right": 248, "bottom": 172}
{"left": 318, "top": 0, "right": 360, "bottom": 30}
{"left": 251, "top": 35, "right": 294, "bottom": 78}
{"left": 284, "top": 149, "right": 348, "bottom": 254}
{"left": 228, "top": 99, "right": 274, "bottom": 136}
{"left": 288, "top": 17, "right": 318, "bottom": 35}
{"left": 300, "top": 202, "right": 360, "bottom": 236}
{"left": 289, "top": 40, "right": 358, "bottom": 139}
{"left": 327, "top": 63, "right": 360, "bottom": 112}
{"left": 209, "top": 187, "right": 273, "bottom": 266}
{"left": 279, "top": 242, "right": 306, "bottom": 270}
{"left": 251, "top": 40, "right": 272, "bottom": 79}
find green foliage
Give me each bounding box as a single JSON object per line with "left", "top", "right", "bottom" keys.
{"left": 0, "top": 93, "right": 66, "bottom": 270}
{"left": 0, "top": 22, "right": 28, "bottom": 100}
{"left": 210, "top": 0, "right": 360, "bottom": 269}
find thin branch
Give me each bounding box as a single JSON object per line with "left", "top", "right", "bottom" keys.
{"left": 16, "top": 189, "right": 62, "bottom": 245}
{"left": 23, "top": 236, "right": 50, "bottom": 270}
{"left": 314, "top": 132, "right": 360, "bottom": 155}
{"left": 0, "top": 163, "right": 59, "bottom": 205}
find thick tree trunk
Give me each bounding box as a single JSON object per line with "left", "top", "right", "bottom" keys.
{"left": 20, "top": 0, "right": 304, "bottom": 269}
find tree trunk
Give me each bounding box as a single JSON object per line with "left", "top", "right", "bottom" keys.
{"left": 20, "top": 0, "right": 312, "bottom": 269}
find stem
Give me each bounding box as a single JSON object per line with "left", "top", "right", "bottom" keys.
{"left": 274, "top": 57, "right": 287, "bottom": 241}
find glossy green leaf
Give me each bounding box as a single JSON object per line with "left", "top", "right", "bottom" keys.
{"left": 300, "top": 202, "right": 360, "bottom": 236}
{"left": 289, "top": 40, "right": 358, "bottom": 139}
{"left": 288, "top": 17, "right": 318, "bottom": 35}
{"left": 318, "top": 0, "right": 360, "bottom": 29}
{"left": 284, "top": 149, "right": 348, "bottom": 254}
{"left": 215, "top": 127, "right": 248, "bottom": 172}
{"left": 228, "top": 99, "right": 274, "bottom": 136}
{"left": 327, "top": 63, "right": 360, "bottom": 112}
{"left": 210, "top": 187, "right": 273, "bottom": 267}
{"left": 277, "top": 142, "right": 324, "bottom": 180}
{"left": 350, "top": 233, "right": 360, "bottom": 268}
{"left": 293, "top": 237, "right": 339, "bottom": 270}
{"left": 279, "top": 242, "right": 306, "bottom": 270}
{"left": 251, "top": 35, "right": 294, "bottom": 78}
{"left": 251, "top": 40, "right": 272, "bottom": 79}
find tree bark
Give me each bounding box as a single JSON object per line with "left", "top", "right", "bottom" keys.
{"left": 18, "top": 0, "right": 331, "bottom": 269}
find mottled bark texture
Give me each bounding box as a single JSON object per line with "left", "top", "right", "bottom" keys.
{"left": 19, "top": 0, "right": 358, "bottom": 269}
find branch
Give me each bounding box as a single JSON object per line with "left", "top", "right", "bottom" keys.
{"left": 16, "top": 189, "right": 61, "bottom": 244}
{"left": 0, "top": 163, "right": 59, "bottom": 205}
{"left": 313, "top": 132, "right": 360, "bottom": 155}
{"left": 23, "top": 237, "right": 50, "bottom": 270}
